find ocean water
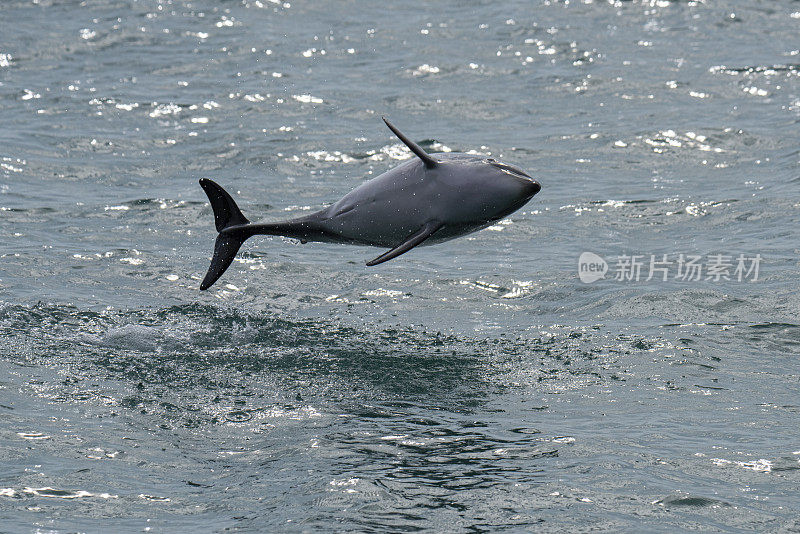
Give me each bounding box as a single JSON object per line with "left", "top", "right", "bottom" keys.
{"left": 1, "top": 0, "right": 799, "bottom": 531}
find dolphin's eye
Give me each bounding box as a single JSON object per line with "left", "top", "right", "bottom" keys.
{"left": 485, "top": 158, "right": 496, "bottom": 163}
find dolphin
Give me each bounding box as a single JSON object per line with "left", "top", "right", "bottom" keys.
{"left": 198, "top": 118, "right": 540, "bottom": 290}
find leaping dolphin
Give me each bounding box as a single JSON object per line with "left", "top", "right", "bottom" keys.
{"left": 198, "top": 118, "right": 540, "bottom": 290}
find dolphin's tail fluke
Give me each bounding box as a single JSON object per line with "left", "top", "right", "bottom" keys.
{"left": 199, "top": 179, "right": 251, "bottom": 290}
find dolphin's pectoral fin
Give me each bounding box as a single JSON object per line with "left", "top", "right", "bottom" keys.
{"left": 382, "top": 117, "right": 438, "bottom": 169}
{"left": 366, "top": 221, "right": 444, "bottom": 266}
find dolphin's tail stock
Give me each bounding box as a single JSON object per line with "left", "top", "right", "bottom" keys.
{"left": 198, "top": 178, "right": 251, "bottom": 290}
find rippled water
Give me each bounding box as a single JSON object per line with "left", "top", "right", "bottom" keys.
{"left": 2, "top": 0, "right": 800, "bottom": 531}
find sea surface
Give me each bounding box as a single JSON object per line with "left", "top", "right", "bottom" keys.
{"left": 1, "top": 0, "right": 799, "bottom": 531}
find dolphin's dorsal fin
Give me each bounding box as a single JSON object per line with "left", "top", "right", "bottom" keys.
{"left": 382, "top": 117, "right": 438, "bottom": 169}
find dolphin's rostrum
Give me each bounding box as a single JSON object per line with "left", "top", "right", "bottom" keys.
{"left": 198, "top": 118, "right": 541, "bottom": 290}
